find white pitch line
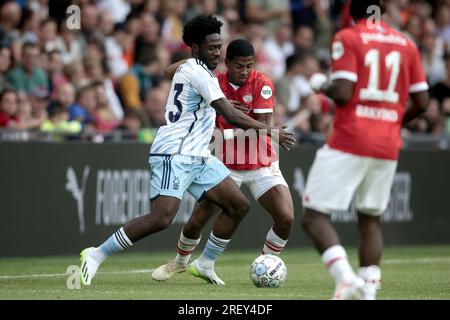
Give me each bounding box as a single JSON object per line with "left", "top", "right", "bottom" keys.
{"left": 0, "top": 269, "right": 154, "bottom": 280}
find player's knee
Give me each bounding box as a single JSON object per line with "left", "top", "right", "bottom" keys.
{"left": 237, "top": 197, "right": 251, "bottom": 216}
{"left": 276, "top": 211, "right": 294, "bottom": 229}
{"left": 230, "top": 196, "right": 250, "bottom": 219}
{"left": 147, "top": 206, "right": 178, "bottom": 231}
{"left": 151, "top": 215, "right": 174, "bottom": 232}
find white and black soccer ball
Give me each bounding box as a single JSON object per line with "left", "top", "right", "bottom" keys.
{"left": 250, "top": 254, "right": 287, "bottom": 288}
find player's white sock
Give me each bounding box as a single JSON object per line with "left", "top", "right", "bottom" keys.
{"left": 322, "top": 245, "right": 356, "bottom": 284}
{"left": 174, "top": 230, "right": 201, "bottom": 266}
{"left": 197, "top": 232, "right": 230, "bottom": 270}
{"left": 358, "top": 265, "right": 381, "bottom": 300}
{"left": 97, "top": 227, "right": 133, "bottom": 262}
{"left": 262, "top": 227, "right": 287, "bottom": 255}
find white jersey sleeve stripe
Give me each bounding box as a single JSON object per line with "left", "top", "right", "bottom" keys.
{"left": 409, "top": 82, "right": 429, "bottom": 93}
{"left": 330, "top": 71, "right": 358, "bottom": 82}
{"left": 253, "top": 109, "right": 273, "bottom": 114}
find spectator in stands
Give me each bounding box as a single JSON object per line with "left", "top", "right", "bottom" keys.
{"left": 159, "top": 0, "right": 186, "bottom": 53}
{"left": 16, "top": 6, "right": 40, "bottom": 48}
{"left": 92, "top": 80, "right": 120, "bottom": 133}
{"left": 40, "top": 101, "right": 82, "bottom": 139}
{"left": 0, "top": 88, "right": 18, "bottom": 127}
{"left": 421, "top": 18, "right": 447, "bottom": 86}
{"left": 103, "top": 19, "right": 130, "bottom": 78}
{"left": 0, "top": 1, "right": 22, "bottom": 36}
{"left": 46, "top": 49, "right": 68, "bottom": 97}
{"left": 142, "top": 83, "right": 169, "bottom": 128}
{"left": 262, "top": 23, "right": 295, "bottom": 81}
{"left": 28, "top": 86, "right": 49, "bottom": 125}
{"left": 120, "top": 44, "right": 170, "bottom": 110}
{"left": 124, "top": 12, "right": 142, "bottom": 39}
{"left": 84, "top": 57, "right": 124, "bottom": 121}
{"left": 245, "top": 0, "right": 291, "bottom": 37}
{"left": 117, "top": 108, "right": 143, "bottom": 140}
{"left": 293, "top": 25, "right": 315, "bottom": 54}
{"left": 54, "top": 21, "right": 83, "bottom": 64}
{"left": 55, "top": 82, "right": 76, "bottom": 111}
{"left": 63, "top": 61, "right": 88, "bottom": 90}
{"left": 0, "top": 1, "right": 21, "bottom": 54}
{"left": 0, "top": 44, "right": 14, "bottom": 92}
{"left": 442, "top": 98, "right": 450, "bottom": 135}
{"left": 38, "top": 18, "right": 58, "bottom": 53}
{"left": 312, "top": 0, "right": 333, "bottom": 52}
{"left": 8, "top": 41, "right": 48, "bottom": 96}
{"left": 407, "top": 98, "right": 443, "bottom": 134}
{"left": 134, "top": 12, "right": 160, "bottom": 67}
{"left": 431, "top": 52, "right": 450, "bottom": 104}
{"left": 68, "top": 84, "right": 97, "bottom": 133}
{"left": 276, "top": 53, "right": 314, "bottom": 117}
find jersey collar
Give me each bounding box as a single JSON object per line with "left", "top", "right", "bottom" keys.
{"left": 226, "top": 70, "right": 255, "bottom": 91}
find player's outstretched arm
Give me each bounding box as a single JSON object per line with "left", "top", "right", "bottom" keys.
{"left": 165, "top": 59, "right": 188, "bottom": 80}
{"left": 402, "top": 91, "right": 429, "bottom": 127}
{"left": 211, "top": 98, "right": 295, "bottom": 150}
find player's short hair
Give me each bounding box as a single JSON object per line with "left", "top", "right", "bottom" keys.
{"left": 349, "top": 0, "right": 385, "bottom": 21}
{"left": 182, "top": 15, "right": 223, "bottom": 47}
{"left": 226, "top": 38, "right": 254, "bottom": 60}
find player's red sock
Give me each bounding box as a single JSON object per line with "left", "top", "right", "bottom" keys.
{"left": 174, "top": 230, "right": 200, "bottom": 266}
{"left": 262, "top": 227, "right": 287, "bottom": 255}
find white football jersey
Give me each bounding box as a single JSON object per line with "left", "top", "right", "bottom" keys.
{"left": 150, "top": 58, "right": 225, "bottom": 157}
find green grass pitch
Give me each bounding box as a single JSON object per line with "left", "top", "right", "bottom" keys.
{"left": 1, "top": 246, "right": 449, "bottom": 300}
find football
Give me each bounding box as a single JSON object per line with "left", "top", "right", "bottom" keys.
{"left": 250, "top": 254, "right": 287, "bottom": 288}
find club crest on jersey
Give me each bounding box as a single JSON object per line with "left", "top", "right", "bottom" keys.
{"left": 243, "top": 94, "right": 253, "bottom": 103}
{"left": 260, "top": 86, "right": 272, "bottom": 100}
{"left": 332, "top": 41, "right": 344, "bottom": 60}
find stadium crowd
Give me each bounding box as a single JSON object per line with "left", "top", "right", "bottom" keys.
{"left": 0, "top": 0, "right": 449, "bottom": 143}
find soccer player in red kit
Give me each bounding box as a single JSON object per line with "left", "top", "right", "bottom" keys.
{"left": 302, "top": 0, "right": 429, "bottom": 299}
{"left": 152, "top": 39, "right": 294, "bottom": 284}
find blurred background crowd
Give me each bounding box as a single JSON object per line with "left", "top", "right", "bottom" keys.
{"left": 0, "top": 0, "right": 450, "bottom": 145}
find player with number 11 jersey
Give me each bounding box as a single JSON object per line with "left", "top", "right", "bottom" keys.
{"left": 328, "top": 18, "right": 428, "bottom": 160}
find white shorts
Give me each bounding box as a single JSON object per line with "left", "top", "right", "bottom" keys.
{"left": 229, "top": 161, "right": 289, "bottom": 200}
{"left": 303, "top": 145, "right": 397, "bottom": 216}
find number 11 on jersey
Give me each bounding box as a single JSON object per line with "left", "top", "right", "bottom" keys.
{"left": 360, "top": 49, "right": 400, "bottom": 103}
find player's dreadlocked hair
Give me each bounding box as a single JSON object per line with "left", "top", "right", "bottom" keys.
{"left": 182, "top": 15, "right": 223, "bottom": 47}
{"left": 349, "top": 0, "right": 386, "bottom": 21}
{"left": 226, "top": 39, "right": 254, "bottom": 60}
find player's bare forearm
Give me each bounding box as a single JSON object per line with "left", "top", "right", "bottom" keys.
{"left": 255, "top": 113, "right": 271, "bottom": 126}
{"left": 165, "top": 59, "right": 188, "bottom": 80}
{"left": 212, "top": 98, "right": 268, "bottom": 130}
{"left": 322, "top": 79, "right": 354, "bottom": 106}
{"left": 211, "top": 98, "right": 295, "bottom": 150}
{"left": 402, "top": 91, "right": 429, "bottom": 126}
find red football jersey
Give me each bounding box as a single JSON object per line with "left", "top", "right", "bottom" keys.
{"left": 215, "top": 70, "right": 277, "bottom": 170}
{"left": 328, "top": 19, "right": 428, "bottom": 160}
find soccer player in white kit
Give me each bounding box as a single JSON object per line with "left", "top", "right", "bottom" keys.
{"left": 302, "top": 0, "right": 429, "bottom": 299}
{"left": 79, "top": 15, "right": 295, "bottom": 286}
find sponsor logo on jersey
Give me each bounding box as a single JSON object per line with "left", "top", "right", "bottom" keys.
{"left": 360, "top": 32, "right": 407, "bottom": 46}
{"left": 355, "top": 104, "right": 399, "bottom": 122}
{"left": 260, "top": 86, "right": 272, "bottom": 99}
